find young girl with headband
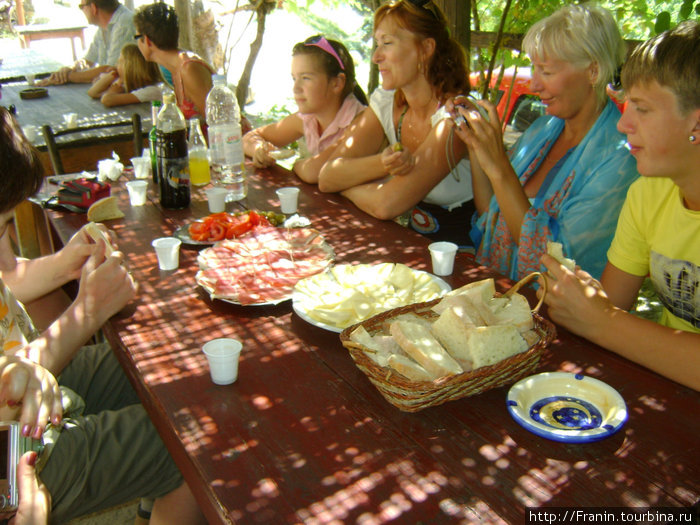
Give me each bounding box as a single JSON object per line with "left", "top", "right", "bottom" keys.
{"left": 87, "top": 44, "right": 162, "bottom": 107}
{"left": 243, "top": 35, "right": 368, "bottom": 183}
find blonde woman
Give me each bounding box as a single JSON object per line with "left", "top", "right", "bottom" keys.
{"left": 87, "top": 44, "right": 162, "bottom": 107}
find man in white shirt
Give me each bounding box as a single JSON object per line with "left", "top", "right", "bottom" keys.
{"left": 38, "top": 0, "right": 133, "bottom": 85}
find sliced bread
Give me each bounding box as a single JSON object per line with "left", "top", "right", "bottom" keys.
{"left": 466, "top": 325, "right": 528, "bottom": 370}
{"left": 87, "top": 196, "right": 124, "bottom": 222}
{"left": 387, "top": 354, "right": 435, "bottom": 382}
{"left": 389, "top": 320, "right": 463, "bottom": 378}
{"left": 430, "top": 307, "right": 474, "bottom": 371}
{"left": 490, "top": 292, "right": 534, "bottom": 333}
{"left": 546, "top": 241, "right": 576, "bottom": 271}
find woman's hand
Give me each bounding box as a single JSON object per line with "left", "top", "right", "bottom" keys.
{"left": 452, "top": 99, "right": 509, "bottom": 181}
{"left": 8, "top": 451, "right": 50, "bottom": 525}
{"left": 380, "top": 145, "right": 415, "bottom": 176}
{"left": 0, "top": 355, "right": 62, "bottom": 439}
{"left": 538, "top": 254, "right": 613, "bottom": 339}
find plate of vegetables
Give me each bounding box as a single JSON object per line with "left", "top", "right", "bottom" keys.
{"left": 175, "top": 211, "right": 285, "bottom": 245}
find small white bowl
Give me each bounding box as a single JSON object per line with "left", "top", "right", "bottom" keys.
{"left": 506, "top": 372, "right": 627, "bottom": 443}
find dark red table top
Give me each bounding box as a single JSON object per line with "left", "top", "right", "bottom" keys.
{"left": 45, "top": 167, "right": 699, "bottom": 524}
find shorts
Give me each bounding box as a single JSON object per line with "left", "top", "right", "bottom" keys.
{"left": 38, "top": 344, "right": 183, "bottom": 524}
{"left": 410, "top": 200, "right": 476, "bottom": 249}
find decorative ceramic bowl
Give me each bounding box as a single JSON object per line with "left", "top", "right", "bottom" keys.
{"left": 507, "top": 372, "right": 627, "bottom": 443}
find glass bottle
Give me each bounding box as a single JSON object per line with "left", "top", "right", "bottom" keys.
{"left": 156, "top": 93, "right": 190, "bottom": 209}
{"left": 187, "top": 118, "right": 211, "bottom": 186}
{"left": 148, "top": 100, "right": 162, "bottom": 185}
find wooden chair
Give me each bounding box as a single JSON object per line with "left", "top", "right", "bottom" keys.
{"left": 41, "top": 114, "right": 143, "bottom": 175}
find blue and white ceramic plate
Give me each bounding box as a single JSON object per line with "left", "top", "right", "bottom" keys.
{"left": 506, "top": 372, "right": 627, "bottom": 443}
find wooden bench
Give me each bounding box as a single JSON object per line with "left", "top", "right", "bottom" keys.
{"left": 15, "top": 24, "right": 87, "bottom": 61}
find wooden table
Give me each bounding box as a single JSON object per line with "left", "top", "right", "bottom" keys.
{"left": 45, "top": 168, "right": 699, "bottom": 524}
{"left": 15, "top": 24, "right": 86, "bottom": 62}
{"left": 0, "top": 48, "right": 66, "bottom": 82}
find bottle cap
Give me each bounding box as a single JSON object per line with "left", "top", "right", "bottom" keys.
{"left": 163, "top": 92, "right": 176, "bottom": 104}
{"left": 212, "top": 74, "right": 226, "bottom": 84}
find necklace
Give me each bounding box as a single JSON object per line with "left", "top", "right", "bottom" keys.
{"left": 396, "top": 105, "right": 409, "bottom": 144}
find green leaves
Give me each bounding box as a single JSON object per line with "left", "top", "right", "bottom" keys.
{"left": 655, "top": 10, "right": 672, "bottom": 33}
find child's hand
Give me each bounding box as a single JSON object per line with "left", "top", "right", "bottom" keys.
{"left": 381, "top": 145, "right": 415, "bottom": 176}
{"left": 538, "top": 254, "right": 613, "bottom": 339}
{"left": 251, "top": 140, "right": 275, "bottom": 168}
{"left": 8, "top": 452, "right": 50, "bottom": 525}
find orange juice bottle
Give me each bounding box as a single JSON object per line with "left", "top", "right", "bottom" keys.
{"left": 187, "top": 118, "right": 211, "bottom": 186}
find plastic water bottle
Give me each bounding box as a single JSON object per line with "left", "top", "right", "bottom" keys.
{"left": 156, "top": 92, "right": 190, "bottom": 209}
{"left": 205, "top": 75, "right": 247, "bottom": 201}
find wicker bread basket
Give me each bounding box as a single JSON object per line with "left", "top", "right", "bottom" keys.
{"left": 339, "top": 273, "right": 556, "bottom": 412}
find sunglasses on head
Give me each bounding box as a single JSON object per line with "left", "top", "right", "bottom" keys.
{"left": 304, "top": 35, "right": 345, "bottom": 71}
{"left": 405, "top": 0, "right": 440, "bottom": 20}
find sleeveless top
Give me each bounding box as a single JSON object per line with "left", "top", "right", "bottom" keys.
{"left": 175, "top": 53, "right": 215, "bottom": 120}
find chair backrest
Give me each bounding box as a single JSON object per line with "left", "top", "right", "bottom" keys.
{"left": 41, "top": 114, "right": 142, "bottom": 175}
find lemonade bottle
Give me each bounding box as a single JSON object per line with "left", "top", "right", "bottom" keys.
{"left": 187, "top": 118, "right": 211, "bottom": 186}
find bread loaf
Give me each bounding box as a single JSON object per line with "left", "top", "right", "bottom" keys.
{"left": 389, "top": 320, "right": 463, "bottom": 378}
{"left": 87, "top": 196, "right": 124, "bottom": 222}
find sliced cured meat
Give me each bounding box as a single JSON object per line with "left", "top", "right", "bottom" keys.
{"left": 196, "top": 225, "right": 334, "bottom": 305}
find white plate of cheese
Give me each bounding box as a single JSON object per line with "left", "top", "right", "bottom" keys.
{"left": 292, "top": 263, "right": 450, "bottom": 333}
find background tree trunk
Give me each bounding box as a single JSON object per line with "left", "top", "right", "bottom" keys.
{"left": 235, "top": 1, "right": 273, "bottom": 110}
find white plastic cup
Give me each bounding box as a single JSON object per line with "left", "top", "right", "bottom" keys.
{"left": 202, "top": 338, "right": 242, "bottom": 385}
{"left": 276, "top": 187, "right": 300, "bottom": 214}
{"left": 429, "top": 241, "right": 458, "bottom": 276}
{"left": 25, "top": 74, "right": 35, "bottom": 86}
{"left": 205, "top": 187, "right": 228, "bottom": 213}
{"left": 63, "top": 112, "right": 78, "bottom": 129}
{"left": 152, "top": 237, "right": 181, "bottom": 270}
{"left": 125, "top": 180, "right": 148, "bottom": 206}
{"left": 130, "top": 156, "right": 151, "bottom": 179}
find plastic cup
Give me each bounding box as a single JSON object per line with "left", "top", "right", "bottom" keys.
{"left": 25, "top": 74, "right": 35, "bottom": 86}
{"left": 125, "top": 180, "right": 148, "bottom": 206}
{"left": 429, "top": 241, "right": 458, "bottom": 276}
{"left": 152, "top": 237, "right": 181, "bottom": 270}
{"left": 205, "top": 187, "right": 228, "bottom": 213}
{"left": 130, "top": 156, "right": 151, "bottom": 179}
{"left": 202, "top": 338, "right": 242, "bottom": 385}
{"left": 63, "top": 112, "right": 78, "bottom": 129}
{"left": 276, "top": 187, "right": 300, "bottom": 214}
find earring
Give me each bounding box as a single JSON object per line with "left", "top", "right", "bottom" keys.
{"left": 691, "top": 135, "right": 697, "bottom": 142}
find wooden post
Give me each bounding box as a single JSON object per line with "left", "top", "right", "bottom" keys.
{"left": 15, "top": 0, "right": 26, "bottom": 26}
{"left": 434, "top": 0, "right": 470, "bottom": 53}
{"left": 174, "top": 0, "right": 194, "bottom": 51}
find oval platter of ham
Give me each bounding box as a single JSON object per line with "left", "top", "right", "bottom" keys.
{"left": 195, "top": 224, "right": 335, "bottom": 306}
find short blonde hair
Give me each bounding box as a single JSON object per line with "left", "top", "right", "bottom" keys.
{"left": 523, "top": 4, "right": 625, "bottom": 106}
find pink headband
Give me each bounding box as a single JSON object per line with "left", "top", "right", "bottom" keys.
{"left": 304, "top": 35, "right": 345, "bottom": 71}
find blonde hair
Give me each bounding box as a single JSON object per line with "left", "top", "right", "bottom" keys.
{"left": 523, "top": 4, "right": 625, "bottom": 107}
{"left": 119, "top": 44, "right": 161, "bottom": 92}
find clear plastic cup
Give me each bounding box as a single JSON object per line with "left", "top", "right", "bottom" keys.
{"left": 429, "top": 241, "right": 458, "bottom": 276}
{"left": 125, "top": 180, "right": 148, "bottom": 206}
{"left": 130, "top": 156, "right": 151, "bottom": 179}
{"left": 63, "top": 112, "right": 78, "bottom": 129}
{"left": 202, "top": 338, "right": 242, "bottom": 385}
{"left": 152, "top": 237, "right": 181, "bottom": 270}
{"left": 276, "top": 187, "right": 300, "bottom": 214}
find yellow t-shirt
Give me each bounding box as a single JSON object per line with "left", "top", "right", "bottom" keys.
{"left": 0, "top": 279, "right": 38, "bottom": 354}
{"left": 608, "top": 177, "right": 700, "bottom": 332}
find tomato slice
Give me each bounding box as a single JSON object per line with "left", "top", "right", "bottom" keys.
{"left": 208, "top": 222, "right": 226, "bottom": 241}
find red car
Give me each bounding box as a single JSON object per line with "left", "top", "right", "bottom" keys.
{"left": 470, "top": 67, "right": 546, "bottom": 133}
